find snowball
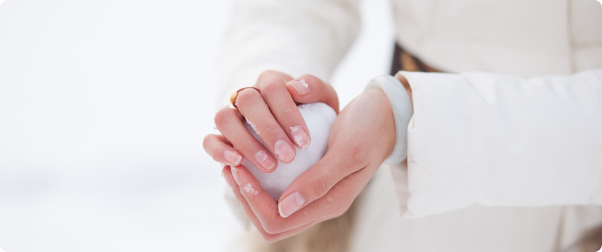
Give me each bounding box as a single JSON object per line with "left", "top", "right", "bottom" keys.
{"left": 241, "top": 102, "right": 336, "bottom": 200}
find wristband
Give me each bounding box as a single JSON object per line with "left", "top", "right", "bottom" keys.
{"left": 364, "top": 75, "right": 413, "bottom": 164}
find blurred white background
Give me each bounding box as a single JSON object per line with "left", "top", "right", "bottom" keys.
{"left": 0, "top": 0, "right": 393, "bottom": 251}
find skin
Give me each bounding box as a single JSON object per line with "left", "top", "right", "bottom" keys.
{"left": 207, "top": 71, "right": 339, "bottom": 172}
{"left": 203, "top": 70, "right": 410, "bottom": 242}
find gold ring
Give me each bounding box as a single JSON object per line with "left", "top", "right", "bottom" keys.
{"left": 230, "top": 87, "right": 261, "bottom": 109}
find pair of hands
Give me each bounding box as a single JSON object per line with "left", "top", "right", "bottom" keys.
{"left": 203, "top": 70, "right": 398, "bottom": 242}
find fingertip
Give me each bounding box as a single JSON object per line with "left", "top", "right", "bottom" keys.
{"left": 202, "top": 134, "right": 212, "bottom": 152}
{"left": 277, "top": 202, "right": 287, "bottom": 218}
{"left": 224, "top": 149, "right": 243, "bottom": 166}
{"left": 285, "top": 79, "right": 310, "bottom": 96}
{"left": 290, "top": 125, "right": 311, "bottom": 150}
{"left": 274, "top": 140, "right": 296, "bottom": 164}
{"left": 289, "top": 74, "right": 339, "bottom": 113}
{"left": 222, "top": 165, "right": 231, "bottom": 173}
{"left": 255, "top": 150, "right": 278, "bottom": 172}
{"left": 278, "top": 191, "right": 305, "bottom": 218}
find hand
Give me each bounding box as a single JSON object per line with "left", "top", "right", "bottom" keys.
{"left": 221, "top": 88, "right": 396, "bottom": 242}
{"left": 204, "top": 70, "right": 338, "bottom": 172}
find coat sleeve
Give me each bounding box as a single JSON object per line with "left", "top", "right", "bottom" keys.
{"left": 216, "top": 0, "right": 362, "bottom": 104}
{"left": 393, "top": 70, "right": 602, "bottom": 218}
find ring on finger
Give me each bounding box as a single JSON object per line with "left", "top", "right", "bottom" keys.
{"left": 230, "top": 87, "right": 261, "bottom": 109}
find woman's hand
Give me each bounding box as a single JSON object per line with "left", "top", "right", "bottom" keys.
{"left": 221, "top": 88, "right": 397, "bottom": 242}
{"left": 203, "top": 70, "right": 338, "bottom": 172}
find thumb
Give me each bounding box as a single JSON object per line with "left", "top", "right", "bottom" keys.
{"left": 276, "top": 143, "right": 368, "bottom": 218}
{"left": 284, "top": 74, "right": 339, "bottom": 114}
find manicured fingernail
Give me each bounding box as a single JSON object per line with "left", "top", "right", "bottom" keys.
{"left": 286, "top": 79, "right": 310, "bottom": 96}
{"left": 278, "top": 191, "right": 305, "bottom": 218}
{"left": 223, "top": 170, "right": 235, "bottom": 188}
{"left": 274, "top": 140, "right": 295, "bottom": 162}
{"left": 224, "top": 150, "right": 242, "bottom": 165}
{"left": 255, "top": 150, "right": 276, "bottom": 170}
{"left": 231, "top": 166, "right": 240, "bottom": 186}
{"left": 290, "top": 126, "right": 310, "bottom": 150}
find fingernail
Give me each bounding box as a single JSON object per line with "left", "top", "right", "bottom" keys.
{"left": 286, "top": 79, "right": 310, "bottom": 96}
{"left": 290, "top": 126, "right": 310, "bottom": 150}
{"left": 274, "top": 140, "right": 295, "bottom": 162}
{"left": 255, "top": 150, "right": 276, "bottom": 170}
{"left": 278, "top": 191, "right": 305, "bottom": 218}
{"left": 223, "top": 169, "right": 235, "bottom": 188}
{"left": 224, "top": 150, "right": 242, "bottom": 165}
{"left": 231, "top": 166, "right": 241, "bottom": 186}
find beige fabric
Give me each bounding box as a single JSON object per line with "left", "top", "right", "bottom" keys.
{"left": 392, "top": 0, "right": 602, "bottom": 76}
{"left": 218, "top": 0, "right": 602, "bottom": 102}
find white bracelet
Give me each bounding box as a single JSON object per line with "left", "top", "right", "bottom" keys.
{"left": 364, "top": 75, "right": 413, "bottom": 164}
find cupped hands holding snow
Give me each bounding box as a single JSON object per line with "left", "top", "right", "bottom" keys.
{"left": 242, "top": 102, "right": 336, "bottom": 200}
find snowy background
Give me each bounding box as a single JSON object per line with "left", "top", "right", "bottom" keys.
{"left": 0, "top": 0, "right": 393, "bottom": 251}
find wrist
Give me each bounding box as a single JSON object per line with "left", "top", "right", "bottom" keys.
{"left": 364, "top": 88, "right": 397, "bottom": 157}
{"left": 364, "top": 76, "right": 413, "bottom": 164}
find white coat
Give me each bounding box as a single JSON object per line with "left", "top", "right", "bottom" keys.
{"left": 218, "top": 0, "right": 602, "bottom": 250}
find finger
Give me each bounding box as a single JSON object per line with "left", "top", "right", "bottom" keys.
{"left": 235, "top": 87, "right": 297, "bottom": 163}
{"left": 279, "top": 164, "right": 374, "bottom": 226}
{"left": 231, "top": 164, "right": 320, "bottom": 234}
{"left": 203, "top": 134, "right": 243, "bottom": 166}
{"left": 215, "top": 106, "right": 278, "bottom": 172}
{"left": 232, "top": 161, "right": 374, "bottom": 234}
{"left": 284, "top": 74, "right": 339, "bottom": 113}
{"left": 255, "top": 71, "right": 311, "bottom": 150}
{"left": 277, "top": 143, "right": 369, "bottom": 218}
{"left": 223, "top": 166, "right": 321, "bottom": 242}
{"left": 224, "top": 165, "right": 271, "bottom": 233}
{"left": 229, "top": 165, "right": 286, "bottom": 233}
{"left": 278, "top": 89, "right": 395, "bottom": 218}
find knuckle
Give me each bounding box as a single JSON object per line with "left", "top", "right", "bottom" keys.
{"left": 258, "top": 70, "right": 280, "bottom": 80}
{"left": 276, "top": 107, "right": 296, "bottom": 122}
{"left": 260, "top": 123, "right": 281, "bottom": 136}
{"left": 310, "top": 178, "right": 330, "bottom": 197}
{"left": 261, "top": 79, "right": 282, "bottom": 97}
{"left": 214, "top": 108, "right": 234, "bottom": 128}
{"left": 235, "top": 88, "right": 262, "bottom": 108}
